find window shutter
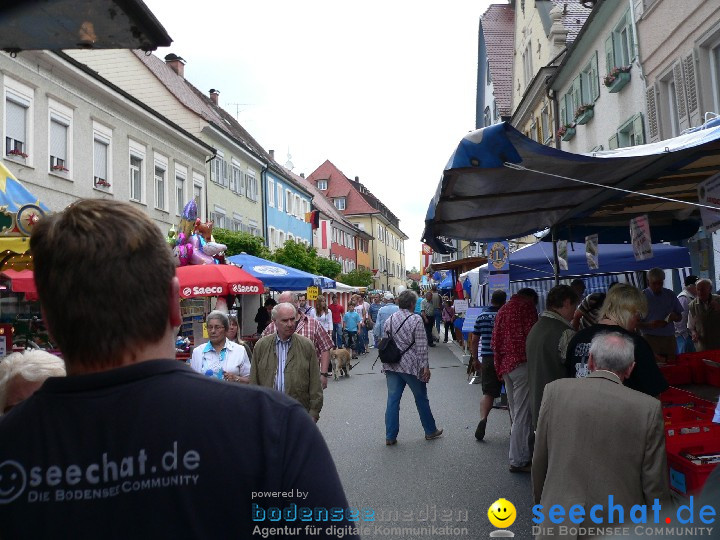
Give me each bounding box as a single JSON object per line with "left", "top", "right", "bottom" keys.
{"left": 673, "top": 62, "right": 689, "bottom": 131}
{"left": 50, "top": 119, "right": 67, "bottom": 161}
{"left": 6, "top": 100, "right": 26, "bottom": 142}
{"left": 632, "top": 114, "right": 645, "bottom": 146}
{"left": 572, "top": 76, "right": 582, "bottom": 114}
{"left": 683, "top": 51, "right": 701, "bottom": 127}
{"left": 645, "top": 85, "right": 660, "bottom": 143}
{"left": 608, "top": 134, "right": 619, "bottom": 150}
{"left": 559, "top": 99, "right": 566, "bottom": 127}
{"left": 605, "top": 34, "right": 615, "bottom": 72}
{"left": 591, "top": 51, "right": 600, "bottom": 101}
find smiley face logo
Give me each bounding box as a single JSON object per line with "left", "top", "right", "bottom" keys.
{"left": 0, "top": 461, "right": 26, "bottom": 504}
{"left": 488, "top": 498, "right": 516, "bottom": 528}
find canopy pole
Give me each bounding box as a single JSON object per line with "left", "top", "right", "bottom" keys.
{"left": 551, "top": 228, "right": 560, "bottom": 286}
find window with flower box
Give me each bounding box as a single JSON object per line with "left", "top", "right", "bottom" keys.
{"left": 48, "top": 100, "right": 72, "bottom": 176}
{"left": 93, "top": 122, "right": 112, "bottom": 190}
{"left": 605, "top": 10, "right": 635, "bottom": 73}
{"left": 4, "top": 77, "right": 33, "bottom": 163}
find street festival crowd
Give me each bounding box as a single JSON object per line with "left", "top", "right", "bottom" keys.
{"left": 0, "top": 200, "right": 719, "bottom": 537}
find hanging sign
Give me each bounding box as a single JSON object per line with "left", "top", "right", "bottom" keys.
{"left": 488, "top": 273, "right": 510, "bottom": 298}
{"left": 630, "top": 215, "right": 653, "bottom": 261}
{"left": 306, "top": 286, "right": 319, "bottom": 301}
{"left": 488, "top": 241, "right": 510, "bottom": 271}
{"left": 557, "top": 240, "right": 569, "bottom": 271}
{"left": 698, "top": 173, "right": 720, "bottom": 234}
{"left": 585, "top": 234, "right": 599, "bottom": 269}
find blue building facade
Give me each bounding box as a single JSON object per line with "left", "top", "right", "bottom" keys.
{"left": 263, "top": 167, "right": 313, "bottom": 251}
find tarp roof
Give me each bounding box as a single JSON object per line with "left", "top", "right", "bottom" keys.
{"left": 225, "top": 253, "right": 335, "bottom": 291}
{"left": 465, "top": 241, "right": 690, "bottom": 284}
{"left": 423, "top": 121, "right": 720, "bottom": 253}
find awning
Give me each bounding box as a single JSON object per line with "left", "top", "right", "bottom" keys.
{"left": 423, "top": 121, "right": 720, "bottom": 252}
{"left": 1, "top": 269, "right": 38, "bottom": 300}
{"left": 176, "top": 264, "right": 264, "bottom": 299}
{"left": 225, "top": 253, "right": 335, "bottom": 290}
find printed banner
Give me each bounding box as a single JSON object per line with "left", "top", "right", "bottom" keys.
{"left": 698, "top": 173, "right": 720, "bottom": 233}
{"left": 488, "top": 241, "right": 510, "bottom": 272}
{"left": 488, "top": 273, "right": 510, "bottom": 298}
{"left": 453, "top": 300, "right": 468, "bottom": 313}
{"left": 557, "top": 240, "right": 568, "bottom": 271}
{"left": 585, "top": 234, "right": 599, "bottom": 269}
{"left": 630, "top": 215, "right": 653, "bottom": 261}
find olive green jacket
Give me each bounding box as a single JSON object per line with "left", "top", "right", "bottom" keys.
{"left": 250, "top": 333, "right": 323, "bottom": 420}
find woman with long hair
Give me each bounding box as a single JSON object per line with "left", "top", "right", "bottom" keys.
{"left": 227, "top": 314, "right": 253, "bottom": 362}
{"left": 314, "top": 296, "right": 333, "bottom": 338}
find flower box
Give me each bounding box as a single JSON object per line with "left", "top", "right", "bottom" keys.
{"left": 575, "top": 108, "right": 594, "bottom": 125}
{"left": 561, "top": 127, "right": 576, "bottom": 141}
{"left": 606, "top": 71, "right": 631, "bottom": 93}
{"left": 7, "top": 149, "right": 28, "bottom": 159}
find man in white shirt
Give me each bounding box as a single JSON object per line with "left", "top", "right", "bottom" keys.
{"left": 190, "top": 310, "right": 250, "bottom": 383}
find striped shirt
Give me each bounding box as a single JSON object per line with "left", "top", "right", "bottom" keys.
{"left": 263, "top": 313, "right": 334, "bottom": 363}
{"left": 274, "top": 335, "right": 292, "bottom": 392}
{"left": 473, "top": 306, "right": 499, "bottom": 357}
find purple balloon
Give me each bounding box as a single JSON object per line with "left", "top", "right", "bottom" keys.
{"left": 182, "top": 199, "right": 198, "bottom": 221}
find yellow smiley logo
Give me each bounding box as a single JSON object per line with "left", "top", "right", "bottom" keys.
{"left": 487, "top": 498, "right": 516, "bottom": 528}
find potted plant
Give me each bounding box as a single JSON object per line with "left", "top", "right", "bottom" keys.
{"left": 7, "top": 148, "right": 28, "bottom": 159}
{"left": 95, "top": 178, "right": 111, "bottom": 188}
{"left": 604, "top": 65, "right": 632, "bottom": 93}
{"left": 557, "top": 123, "right": 576, "bottom": 142}
{"left": 51, "top": 164, "right": 69, "bottom": 172}
{"left": 575, "top": 104, "right": 594, "bottom": 125}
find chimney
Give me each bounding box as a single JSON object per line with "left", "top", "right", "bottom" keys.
{"left": 164, "top": 53, "right": 185, "bottom": 78}
{"left": 355, "top": 176, "right": 359, "bottom": 182}
{"left": 300, "top": 173, "right": 305, "bottom": 178}
{"left": 269, "top": 149, "right": 275, "bottom": 160}
{"left": 209, "top": 89, "right": 220, "bottom": 105}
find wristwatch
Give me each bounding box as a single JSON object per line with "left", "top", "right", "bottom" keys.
{"left": 320, "top": 372, "right": 330, "bottom": 377}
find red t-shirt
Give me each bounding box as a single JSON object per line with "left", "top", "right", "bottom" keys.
{"left": 328, "top": 303, "right": 345, "bottom": 324}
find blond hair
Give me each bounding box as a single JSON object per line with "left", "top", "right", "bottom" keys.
{"left": 598, "top": 283, "right": 648, "bottom": 329}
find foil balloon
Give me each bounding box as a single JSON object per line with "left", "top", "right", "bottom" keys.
{"left": 182, "top": 200, "right": 197, "bottom": 222}
{"left": 167, "top": 225, "right": 177, "bottom": 248}
{"left": 202, "top": 242, "right": 227, "bottom": 257}
{"left": 188, "top": 233, "right": 215, "bottom": 265}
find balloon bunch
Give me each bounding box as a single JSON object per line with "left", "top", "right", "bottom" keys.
{"left": 167, "top": 200, "right": 227, "bottom": 266}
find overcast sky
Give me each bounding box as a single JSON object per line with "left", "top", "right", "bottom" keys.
{"left": 144, "top": 0, "right": 493, "bottom": 269}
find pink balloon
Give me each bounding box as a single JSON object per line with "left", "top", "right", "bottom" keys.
{"left": 190, "top": 249, "right": 214, "bottom": 265}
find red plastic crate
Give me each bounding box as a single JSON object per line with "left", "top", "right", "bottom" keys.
{"left": 663, "top": 406, "right": 715, "bottom": 436}
{"left": 665, "top": 427, "right": 720, "bottom": 496}
{"left": 677, "top": 349, "right": 720, "bottom": 384}
{"left": 705, "top": 361, "right": 720, "bottom": 387}
{"left": 659, "top": 364, "right": 693, "bottom": 385}
{"left": 660, "top": 387, "right": 714, "bottom": 409}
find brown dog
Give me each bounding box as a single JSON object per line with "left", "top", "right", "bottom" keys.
{"left": 330, "top": 348, "right": 352, "bottom": 380}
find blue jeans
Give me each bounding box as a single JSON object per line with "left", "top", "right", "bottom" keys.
{"left": 360, "top": 326, "right": 369, "bottom": 352}
{"left": 332, "top": 323, "right": 343, "bottom": 349}
{"left": 385, "top": 371, "right": 437, "bottom": 440}
{"left": 676, "top": 334, "right": 695, "bottom": 354}
{"left": 434, "top": 308, "right": 442, "bottom": 334}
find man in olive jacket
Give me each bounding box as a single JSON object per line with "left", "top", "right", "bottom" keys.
{"left": 250, "top": 302, "right": 323, "bottom": 421}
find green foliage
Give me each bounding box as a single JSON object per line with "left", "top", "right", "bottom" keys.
{"left": 410, "top": 281, "right": 420, "bottom": 293}
{"left": 212, "top": 228, "right": 271, "bottom": 258}
{"left": 272, "top": 240, "right": 318, "bottom": 274}
{"left": 338, "top": 268, "right": 374, "bottom": 287}
{"left": 316, "top": 257, "right": 342, "bottom": 280}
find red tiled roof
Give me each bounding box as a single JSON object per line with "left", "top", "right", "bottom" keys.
{"left": 481, "top": 4, "right": 515, "bottom": 117}
{"left": 307, "top": 160, "right": 376, "bottom": 215}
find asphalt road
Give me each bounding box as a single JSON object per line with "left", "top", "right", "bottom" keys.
{"left": 318, "top": 340, "right": 536, "bottom": 539}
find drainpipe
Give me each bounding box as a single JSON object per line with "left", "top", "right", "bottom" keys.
{"left": 549, "top": 87, "right": 561, "bottom": 150}
{"left": 204, "top": 152, "right": 217, "bottom": 221}
{"left": 628, "top": 0, "right": 645, "bottom": 83}
{"left": 261, "top": 162, "right": 269, "bottom": 247}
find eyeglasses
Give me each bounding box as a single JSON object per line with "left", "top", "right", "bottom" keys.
{"left": 206, "top": 325, "right": 225, "bottom": 331}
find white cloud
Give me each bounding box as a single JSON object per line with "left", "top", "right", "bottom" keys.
{"left": 144, "top": 0, "right": 493, "bottom": 262}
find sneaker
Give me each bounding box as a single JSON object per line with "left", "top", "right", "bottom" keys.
{"left": 474, "top": 418, "right": 487, "bottom": 441}
{"left": 425, "top": 428, "right": 443, "bottom": 440}
{"left": 385, "top": 439, "right": 397, "bottom": 446}
{"left": 509, "top": 463, "right": 532, "bottom": 473}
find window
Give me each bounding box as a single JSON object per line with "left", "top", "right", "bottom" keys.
{"left": 522, "top": 41, "right": 533, "bottom": 89}
{"left": 249, "top": 220, "right": 259, "bottom": 237}
{"left": 605, "top": 10, "right": 635, "bottom": 71}
{"left": 211, "top": 206, "right": 226, "bottom": 229}
{"left": 269, "top": 227, "right": 276, "bottom": 248}
{"left": 529, "top": 119, "right": 537, "bottom": 142}
{"left": 211, "top": 152, "right": 224, "bottom": 185}
{"left": 277, "top": 183, "right": 284, "bottom": 210}
{"left": 245, "top": 173, "right": 258, "bottom": 201}
{"left": 268, "top": 179, "right": 275, "bottom": 207}
{"left": 128, "top": 140, "right": 145, "bottom": 203}
{"left": 154, "top": 156, "right": 168, "bottom": 210}
{"left": 193, "top": 173, "right": 204, "bottom": 220}
{"left": 541, "top": 106, "right": 550, "bottom": 144}
{"left": 93, "top": 122, "right": 112, "bottom": 189}
{"left": 286, "top": 189, "right": 293, "bottom": 214}
{"left": 230, "top": 161, "right": 242, "bottom": 194}
{"left": 609, "top": 113, "right": 645, "bottom": 149}
{"left": 48, "top": 100, "right": 72, "bottom": 175}
{"left": 486, "top": 58, "right": 492, "bottom": 85}
{"left": 175, "top": 164, "right": 187, "bottom": 216}
{"left": 493, "top": 100, "right": 499, "bottom": 122}
{"left": 580, "top": 53, "right": 600, "bottom": 106}
{"left": 4, "top": 77, "right": 33, "bottom": 162}
{"left": 484, "top": 106, "right": 491, "bottom": 127}
{"left": 317, "top": 179, "right": 327, "bottom": 190}
{"left": 334, "top": 197, "right": 346, "bottom": 211}
{"left": 295, "top": 195, "right": 301, "bottom": 218}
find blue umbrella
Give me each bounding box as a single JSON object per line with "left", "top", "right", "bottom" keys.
{"left": 225, "top": 253, "right": 335, "bottom": 290}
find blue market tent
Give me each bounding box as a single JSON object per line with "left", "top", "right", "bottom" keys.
{"left": 422, "top": 120, "right": 720, "bottom": 252}
{"left": 225, "top": 253, "right": 335, "bottom": 291}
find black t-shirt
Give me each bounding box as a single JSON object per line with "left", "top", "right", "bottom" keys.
{"left": 0, "top": 360, "right": 359, "bottom": 539}
{"left": 565, "top": 324, "right": 668, "bottom": 396}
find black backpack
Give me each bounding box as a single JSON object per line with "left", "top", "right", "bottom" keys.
{"left": 377, "top": 314, "right": 415, "bottom": 364}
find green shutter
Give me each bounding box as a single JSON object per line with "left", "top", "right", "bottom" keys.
{"left": 608, "top": 134, "right": 619, "bottom": 150}
{"left": 625, "top": 10, "right": 636, "bottom": 62}
{"left": 572, "top": 76, "right": 582, "bottom": 113}
{"left": 605, "top": 34, "right": 615, "bottom": 72}
{"left": 633, "top": 114, "right": 645, "bottom": 146}
{"left": 591, "top": 51, "right": 600, "bottom": 101}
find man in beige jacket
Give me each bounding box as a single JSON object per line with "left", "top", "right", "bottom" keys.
{"left": 533, "top": 331, "right": 670, "bottom": 539}
{"left": 251, "top": 302, "right": 323, "bottom": 421}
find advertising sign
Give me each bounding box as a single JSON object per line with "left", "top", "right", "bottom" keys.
{"left": 630, "top": 215, "right": 653, "bottom": 261}
{"left": 698, "top": 173, "right": 720, "bottom": 233}
{"left": 488, "top": 241, "right": 510, "bottom": 272}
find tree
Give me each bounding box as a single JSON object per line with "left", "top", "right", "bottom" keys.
{"left": 316, "top": 257, "right": 342, "bottom": 280}
{"left": 272, "top": 240, "right": 318, "bottom": 274}
{"left": 212, "top": 228, "right": 271, "bottom": 258}
{"left": 410, "top": 281, "right": 420, "bottom": 293}
{"left": 338, "top": 268, "right": 374, "bottom": 287}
